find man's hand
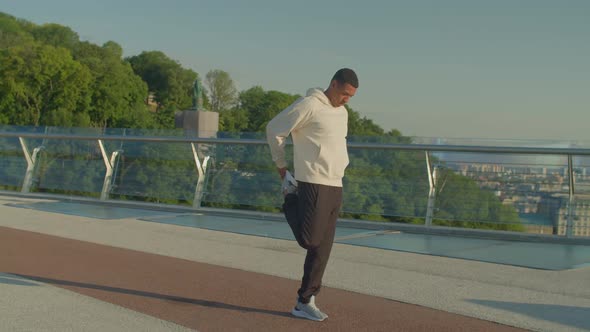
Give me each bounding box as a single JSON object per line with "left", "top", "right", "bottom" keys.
{"left": 277, "top": 167, "right": 287, "bottom": 179}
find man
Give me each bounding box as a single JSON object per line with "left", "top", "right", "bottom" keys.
{"left": 266, "top": 68, "right": 358, "bottom": 321}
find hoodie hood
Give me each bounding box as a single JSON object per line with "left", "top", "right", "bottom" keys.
{"left": 306, "top": 88, "right": 334, "bottom": 107}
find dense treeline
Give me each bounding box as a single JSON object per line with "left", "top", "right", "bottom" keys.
{"left": 0, "top": 12, "right": 523, "bottom": 231}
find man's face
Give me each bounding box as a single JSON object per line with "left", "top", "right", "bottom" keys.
{"left": 328, "top": 81, "right": 357, "bottom": 107}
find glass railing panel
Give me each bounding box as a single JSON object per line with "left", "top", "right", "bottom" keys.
{"left": 202, "top": 132, "right": 290, "bottom": 211}
{"left": 0, "top": 125, "right": 48, "bottom": 191}
{"left": 0, "top": 136, "right": 25, "bottom": 190}
{"left": 200, "top": 140, "right": 433, "bottom": 220}
{"left": 201, "top": 143, "right": 281, "bottom": 211}
{"left": 109, "top": 140, "right": 198, "bottom": 204}
{"left": 1, "top": 125, "right": 589, "bottom": 237}
{"left": 343, "top": 135, "right": 427, "bottom": 222}
{"left": 571, "top": 155, "right": 590, "bottom": 237}
{"left": 433, "top": 151, "right": 569, "bottom": 233}
{"left": 32, "top": 139, "right": 104, "bottom": 197}
{"left": 0, "top": 125, "right": 46, "bottom": 134}
{"left": 343, "top": 147, "right": 429, "bottom": 223}
{"left": 414, "top": 136, "right": 587, "bottom": 148}
{"left": 104, "top": 128, "right": 211, "bottom": 204}
{"left": 574, "top": 155, "right": 590, "bottom": 195}
{"left": 206, "top": 130, "right": 277, "bottom": 209}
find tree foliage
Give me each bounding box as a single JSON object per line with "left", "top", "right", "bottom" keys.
{"left": 0, "top": 42, "right": 93, "bottom": 126}
{"left": 74, "top": 41, "right": 153, "bottom": 129}
{"left": 30, "top": 23, "right": 79, "bottom": 50}
{"left": 238, "top": 86, "right": 299, "bottom": 132}
{"left": 0, "top": 13, "right": 156, "bottom": 129}
{"left": 205, "top": 69, "right": 238, "bottom": 113}
{"left": 126, "top": 51, "right": 197, "bottom": 127}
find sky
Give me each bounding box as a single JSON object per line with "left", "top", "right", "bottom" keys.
{"left": 3, "top": 0, "right": 590, "bottom": 142}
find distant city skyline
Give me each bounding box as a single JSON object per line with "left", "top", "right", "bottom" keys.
{"left": 3, "top": 1, "right": 589, "bottom": 141}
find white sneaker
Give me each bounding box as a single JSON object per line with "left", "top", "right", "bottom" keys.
{"left": 281, "top": 170, "right": 298, "bottom": 196}
{"left": 291, "top": 296, "right": 328, "bottom": 321}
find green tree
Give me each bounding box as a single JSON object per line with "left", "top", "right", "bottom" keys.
{"left": 30, "top": 23, "right": 79, "bottom": 51}
{"left": 205, "top": 69, "right": 237, "bottom": 112}
{"left": 0, "top": 42, "right": 92, "bottom": 126}
{"left": 127, "top": 51, "right": 198, "bottom": 127}
{"left": 238, "top": 86, "right": 299, "bottom": 132}
{"left": 219, "top": 108, "right": 249, "bottom": 132}
{"left": 0, "top": 12, "right": 35, "bottom": 49}
{"left": 74, "top": 41, "right": 154, "bottom": 129}
{"left": 347, "top": 107, "right": 384, "bottom": 136}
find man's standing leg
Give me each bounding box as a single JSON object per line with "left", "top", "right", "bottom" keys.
{"left": 284, "top": 182, "right": 342, "bottom": 321}
{"left": 297, "top": 185, "right": 342, "bottom": 303}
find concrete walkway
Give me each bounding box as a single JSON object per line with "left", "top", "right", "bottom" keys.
{"left": 0, "top": 272, "right": 190, "bottom": 332}
{"left": 1, "top": 194, "right": 590, "bottom": 331}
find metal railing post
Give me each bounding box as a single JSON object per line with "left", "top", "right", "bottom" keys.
{"left": 19, "top": 137, "right": 44, "bottom": 193}
{"left": 191, "top": 143, "right": 210, "bottom": 208}
{"left": 98, "top": 139, "right": 121, "bottom": 201}
{"left": 425, "top": 151, "right": 436, "bottom": 227}
{"left": 566, "top": 154, "right": 575, "bottom": 237}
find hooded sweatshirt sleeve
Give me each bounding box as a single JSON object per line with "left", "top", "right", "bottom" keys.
{"left": 266, "top": 97, "right": 312, "bottom": 169}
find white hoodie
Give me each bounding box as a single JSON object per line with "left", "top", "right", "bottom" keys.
{"left": 266, "top": 88, "right": 349, "bottom": 187}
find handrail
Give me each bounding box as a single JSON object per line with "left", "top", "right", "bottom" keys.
{"left": 2, "top": 131, "right": 590, "bottom": 156}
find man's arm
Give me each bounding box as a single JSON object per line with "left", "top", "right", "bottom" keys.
{"left": 265, "top": 98, "right": 311, "bottom": 175}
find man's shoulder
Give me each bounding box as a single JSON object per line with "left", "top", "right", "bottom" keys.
{"left": 289, "top": 95, "right": 318, "bottom": 112}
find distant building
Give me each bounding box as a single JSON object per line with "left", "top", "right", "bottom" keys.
{"left": 538, "top": 194, "right": 590, "bottom": 236}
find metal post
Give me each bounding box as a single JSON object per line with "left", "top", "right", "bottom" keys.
{"left": 19, "top": 137, "right": 44, "bottom": 193}
{"left": 566, "top": 154, "right": 575, "bottom": 237}
{"left": 191, "top": 143, "right": 210, "bottom": 208}
{"left": 425, "top": 151, "right": 437, "bottom": 227}
{"left": 98, "top": 140, "right": 120, "bottom": 201}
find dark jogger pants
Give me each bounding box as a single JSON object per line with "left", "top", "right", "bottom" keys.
{"left": 282, "top": 181, "right": 343, "bottom": 303}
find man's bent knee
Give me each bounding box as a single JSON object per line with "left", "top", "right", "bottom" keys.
{"left": 299, "top": 235, "right": 321, "bottom": 250}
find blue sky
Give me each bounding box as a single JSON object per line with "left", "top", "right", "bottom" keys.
{"left": 3, "top": 0, "right": 590, "bottom": 141}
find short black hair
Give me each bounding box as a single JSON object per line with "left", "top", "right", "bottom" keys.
{"left": 332, "top": 68, "right": 359, "bottom": 88}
